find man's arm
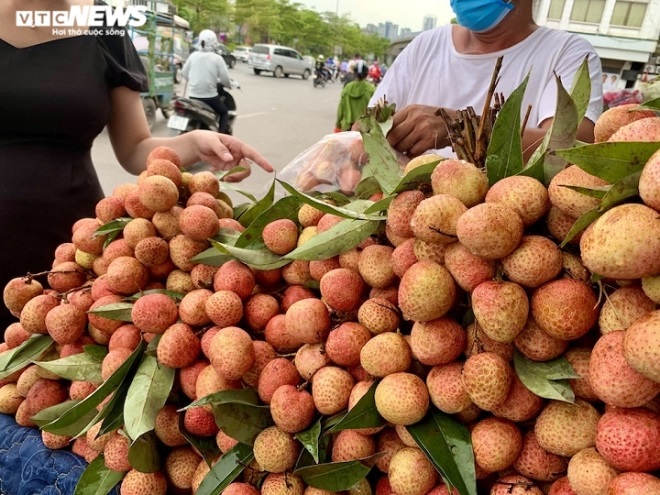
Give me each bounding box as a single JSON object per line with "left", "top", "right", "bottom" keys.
{"left": 387, "top": 105, "right": 595, "bottom": 161}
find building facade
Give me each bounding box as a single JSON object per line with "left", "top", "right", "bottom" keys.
{"left": 535, "top": 0, "right": 660, "bottom": 89}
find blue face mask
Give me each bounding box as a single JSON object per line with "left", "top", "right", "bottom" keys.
{"left": 450, "top": 0, "right": 515, "bottom": 32}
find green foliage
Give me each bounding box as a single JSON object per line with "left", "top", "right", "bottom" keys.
{"left": 407, "top": 409, "right": 477, "bottom": 495}
{"left": 175, "top": 0, "right": 389, "bottom": 60}
{"left": 513, "top": 351, "right": 580, "bottom": 402}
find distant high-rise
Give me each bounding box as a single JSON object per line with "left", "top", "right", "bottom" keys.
{"left": 377, "top": 21, "right": 400, "bottom": 40}
{"left": 422, "top": 15, "right": 437, "bottom": 31}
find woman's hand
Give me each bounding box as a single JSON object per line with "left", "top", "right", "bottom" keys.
{"left": 190, "top": 130, "right": 274, "bottom": 182}
{"left": 107, "top": 87, "right": 274, "bottom": 181}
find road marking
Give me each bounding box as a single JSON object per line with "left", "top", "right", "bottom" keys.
{"left": 238, "top": 112, "right": 268, "bottom": 119}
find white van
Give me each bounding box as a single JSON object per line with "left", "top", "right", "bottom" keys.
{"left": 232, "top": 45, "right": 251, "bottom": 62}
{"left": 248, "top": 44, "right": 312, "bottom": 79}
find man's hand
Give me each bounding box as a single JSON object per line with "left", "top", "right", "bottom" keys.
{"left": 386, "top": 105, "right": 453, "bottom": 157}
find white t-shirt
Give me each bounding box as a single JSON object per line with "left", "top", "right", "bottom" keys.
{"left": 182, "top": 50, "right": 231, "bottom": 98}
{"left": 371, "top": 25, "right": 603, "bottom": 152}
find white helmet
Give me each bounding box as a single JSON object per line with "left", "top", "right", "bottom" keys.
{"left": 198, "top": 29, "right": 217, "bottom": 51}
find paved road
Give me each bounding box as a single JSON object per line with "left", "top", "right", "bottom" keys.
{"left": 92, "top": 63, "right": 344, "bottom": 204}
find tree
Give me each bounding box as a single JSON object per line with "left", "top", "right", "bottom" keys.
{"left": 173, "top": 0, "right": 231, "bottom": 34}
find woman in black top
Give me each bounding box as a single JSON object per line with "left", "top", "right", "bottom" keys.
{"left": 0, "top": 0, "right": 273, "bottom": 334}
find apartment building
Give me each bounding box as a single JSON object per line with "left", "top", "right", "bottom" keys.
{"left": 535, "top": 0, "right": 660, "bottom": 89}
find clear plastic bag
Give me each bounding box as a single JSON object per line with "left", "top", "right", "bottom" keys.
{"left": 278, "top": 131, "right": 410, "bottom": 194}
{"left": 279, "top": 131, "right": 367, "bottom": 194}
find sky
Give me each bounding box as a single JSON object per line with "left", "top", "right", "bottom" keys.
{"left": 295, "top": 0, "right": 456, "bottom": 32}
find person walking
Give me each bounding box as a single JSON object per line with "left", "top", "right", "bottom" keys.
{"left": 335, "top": 61, "right": 375, "bottom": 132}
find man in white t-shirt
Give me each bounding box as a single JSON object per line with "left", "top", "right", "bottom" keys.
{"left": 370, "top": 0, "right": 603, "bottom": 158}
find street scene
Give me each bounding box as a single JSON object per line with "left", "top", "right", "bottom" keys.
{"left": 92, "top": 62, "right": 345, "bottom": 202}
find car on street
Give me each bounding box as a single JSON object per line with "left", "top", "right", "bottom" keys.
{"left": 216, "top": 43, "right": 237, "bottom": 69}
{"left": 248, "top": 44, "right": 312, "bottom": 79}
{"left": 232, "top": 45, "right": 252, "bottom": 63}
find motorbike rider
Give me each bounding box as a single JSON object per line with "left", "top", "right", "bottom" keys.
{"left": 182, "top": 29, "right": 232, "bottom": 134}
{"left": 315, "top": 55, "right": 329, "bottom": 82}
{"left": 369, "top": 60, "right": 382, "bottom": 85}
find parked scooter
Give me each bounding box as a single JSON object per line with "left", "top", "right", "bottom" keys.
{"left": 167, "top": 80, "right": 239, "bottom": 135}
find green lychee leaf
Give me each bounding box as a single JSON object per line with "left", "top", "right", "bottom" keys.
{"left": 211, "top": 401, "right": 273, "bottom": 447}
{"left": 524, "top": 57, "right": 590, "bottom": 184}
{"left": 295, "top": 417, "right": 323, "bottom": 464}
{"left": 84, "top": 345, "right": 109, "bottom": 361}
{"left": 191, "top": 248, "right": 234, "bottom": 267}
{"left": 33, "top": 352, "right": 103, "bottom": 383}
{"left": 392, "top": 160, "right": 441, "bottom": 193}
{"left": 0, "top": 334, "right": 54, "bottom": 380}
{"left": 93, "top": 217, "right": 131, "bottom": 237}
{"left": 559, "top": 184, "right": 609, "bottom": 199}
{"left": 560, "top": 209, "right": 600, "bottom": 247}
{"left": 294, "top": 454, "right": 383, "bottom": 491}
{"left": 358, "top": 109, "right": 404, "bottom": 195}
{"left": 354, "top": 176, "right": 382, "bottom": 200}
{"left": 636, "top": 96, "right": 660, "bottom": 111}
{"left": 97, "top": 374, "right": 132, "bottom": 436}
{"left": 210, "top": 228, "right": 242, "bottom": 246}
{"left": 34, "top": 340, "right": 145, "bottom": 437}
{"left": 555, "top": 142, "right": 660, "bottom": 183}
{"left": 570, "top": 56, "right": 593, "bottom": 124}
{"left": 128, "top": 430, "right": 161, "bottom": 473}
{"left": 486, "top": 73, "right": 529, "bottom": 186}
{"left": 208, "top": 239, "right": 290, "bottom": 270}
{"left": 363, "top": 196, "right": 392, "bottom": 214}
{"left": 186, "top": 388, "right": 261, "bottom": 409}
{"left": 234, "top": 195, "right": 301, "bottom": 249}
{"left": 87, "top": 302, "right": 134, "bottom": 322}
{"left": 221, "top": 183, "right": 257, "bottom": 203}
{"left": 513, "top": 350, "right": 578, "bottom": 403}
{"left": 195, "top": 443, "right": 255, "bottom": 495}
{"left": 237, "top": 179, "right": 276, "bottom": 227}
{"left": 73, "top": 454, "right": 125, "bottom": 495}
{"left": 312, "top": 191, "right": 351, "bottom": 206}
{"left": 541, "top": 76, "right": 580, "bottom": 183}
{"left": 123, "top": 354, "right": 175, "bottom": 441}
{"left": 406, "top": 408, "right": 477, "bottom": 495}
{"left": 129, "top": 289, "right": 184, "bottom": 301}
{"left": 285, "top": 219, "right": 380, "bottom": 261}
{"left": 560, "top": 171, "right": 642, "bottom": 247}
{"left": 278, "top": 180, "right": 385, "bottom": 221}
{"left": 329, "top": 381, "right": 385, "bottom": 432}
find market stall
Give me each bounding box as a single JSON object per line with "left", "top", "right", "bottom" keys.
{"left": 1, "top": 63, "right": 660, "bottom": 495}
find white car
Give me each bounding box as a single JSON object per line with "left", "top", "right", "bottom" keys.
{"left": 232, "top": 45, "right": 251, "bottom": 63}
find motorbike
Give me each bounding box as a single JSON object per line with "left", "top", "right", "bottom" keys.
{"left": 167, "top": 80, "right": 239, "bottom": 135}
{"left": 313, "top": 67, "right": 332, "bottom": 88}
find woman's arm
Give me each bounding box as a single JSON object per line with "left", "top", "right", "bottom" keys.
{"left": 106, "top": 87, "right": 273, "bottom": 181}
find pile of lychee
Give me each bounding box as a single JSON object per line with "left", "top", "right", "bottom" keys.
{"left": 1, "top": 104, "right": 660, "bottom": 495}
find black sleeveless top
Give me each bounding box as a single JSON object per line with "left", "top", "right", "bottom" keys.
{"left": 0, "top": 22, "right": 148, "bottom": 331}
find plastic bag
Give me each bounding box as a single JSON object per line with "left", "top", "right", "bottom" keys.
{"left": 279, "top": 131, "right": 367, "bottom": 194}
{"left": 278, "top": 131, "right": 409, "bottom": 194}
